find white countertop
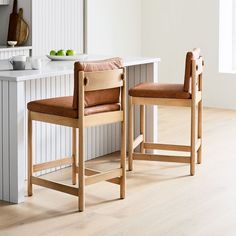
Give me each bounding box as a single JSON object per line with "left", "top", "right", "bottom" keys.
{"left": 0, "top": 55, "right": 160, "bottom": 82}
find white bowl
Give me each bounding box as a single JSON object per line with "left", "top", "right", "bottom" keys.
{"left": 46, "top": 54, "right": 88, "bottom": 61}
{"left": 7, "top": 41, "right": 17, "bottom": 47}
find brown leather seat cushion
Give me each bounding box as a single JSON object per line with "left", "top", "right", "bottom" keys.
{"left": 129, "top": 48, "right": 201, "bottom": 99}
{"left": 73, "top": 58, "right": 123, "bottom": 109}
{"left": 129, "top": 83, "right": 191, "bottom": 99}
{"left": 27, "top": 96, "right": 121, "bottom": 118}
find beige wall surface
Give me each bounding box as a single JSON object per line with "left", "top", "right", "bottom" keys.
{"left": 86, "top": 0, "right": 142, "bottom": 57}
{"left": 141, "top": 0, "right": 236, "bottom": 109}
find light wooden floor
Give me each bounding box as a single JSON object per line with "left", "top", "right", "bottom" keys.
{"left": 1, "top": 107, "right": 236, "bottom": 236}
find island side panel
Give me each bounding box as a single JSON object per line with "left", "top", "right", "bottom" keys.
{"left": 146, "top": 62, "right": 158, "bottom": 145}
{"left": 2, "top": 81, "right": 10, "bottom": 202}
{"left": 0, "top": 80, "right": 25, "bottom": 203}
{"left": 9, "top": 82, "right": 25, "bottom": 203}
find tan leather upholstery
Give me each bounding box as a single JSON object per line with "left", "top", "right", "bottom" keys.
{"left": 129, "top": 48, "right": 200, "bottom": 99}
{"left": 73, "top": 58, "right": 123, "bottom": 109}
{"left": 184, "top": 48, "right": 201, "bottom": 92}
{"left": 129, "top": 83, "right": 191, "bottom": 99}
{"left": 27, "top": 96, "right": 121, "bottom": 118}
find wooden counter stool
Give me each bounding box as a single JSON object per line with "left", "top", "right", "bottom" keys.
{"left": 27, "top": 58, "right": 126, "bottom": 212}
{"left": 128, "top": 48, "right": 204, "bottom": 176}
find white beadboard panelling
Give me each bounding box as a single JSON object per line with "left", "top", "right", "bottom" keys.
{"left": 0, "top": 0, "right": 9, "bottom": 6}
{"left": 32, "top": 0, "right": 84, "bottom": 56}
{"left": 0, "top": 80, "right": 2, "bottom": 200}
{"left": 24, "top": 75, "right": 75, "bottom": 177}
{"left": 0, "top": 48, "right": 31, "bottom": 60}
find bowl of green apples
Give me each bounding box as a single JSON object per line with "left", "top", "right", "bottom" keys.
{"left": 47, "top": 49, "right": 87, "bottom": 61}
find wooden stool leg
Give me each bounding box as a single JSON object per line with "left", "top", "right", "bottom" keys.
{"left": 140, "top": 105, "right": 145, "bottom": 154}
{"left": 120, "top": 119, "right": 126, "bottom": 199}
{"left": 28, "top": 111, "right": 33, "bottom": 196}
{"left": 78, "top": 127, "right": 85, "bottom": 212}
{"left": 128, "top": 97, "right": 134, "bottom": 171}
{"left": 72, "top": 128, "right": 77, "bottom": 185}
{"left": 197, "top": 100, "right": 203, "bottom": 164}
{"left": 191, "top": 103, "right": 197, "bottom": 176}
{"left": 120, "top": 78, "right": 126, "bottom": 198}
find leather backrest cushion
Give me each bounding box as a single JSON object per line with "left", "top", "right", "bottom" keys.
{"left": 73, "top": 57, "right": 123, "bottom": 109}
{"left": 184, "top": 48, "right": 201, "bottom": 92}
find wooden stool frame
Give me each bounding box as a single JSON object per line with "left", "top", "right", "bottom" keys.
{"left": 28, "top": 68, "right": 126, "bottom": 212}
{"left": 128, "top": 57, "right": 204, "bottom": 176}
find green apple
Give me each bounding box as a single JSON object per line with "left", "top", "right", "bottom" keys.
{"left": 50, "top": 50, "right": 57, "bottom": 56}
{"left": 57, "top": 50, "right": 66, "bottom": 56}
{"left": 66, "top": 49, "right": 76, "bottom": 56}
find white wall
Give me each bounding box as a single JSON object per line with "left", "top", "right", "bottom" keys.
{"left": 86, "top": 0, "right": 142, "bottom": 57}
{"left": 32, "top": 0, "right": 83, "bottom": 56}
{"left": 142, "top": 0, "right": 236, "bottom": 109}
{"left": 219, "top": 0, "right": 233, "bottom": 72}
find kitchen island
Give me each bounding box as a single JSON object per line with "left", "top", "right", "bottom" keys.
{"left": 0, "top": 55, "right": 160, "bottom": 203}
